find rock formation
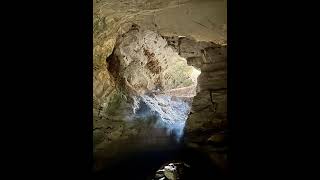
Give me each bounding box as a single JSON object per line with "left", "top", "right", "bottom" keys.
{"left": 93, "top": 0, "right": 227, "bottom": 174}
{"left": 94, "top": 27, "right": 202, "bottom": 170}
{"left": 164, "top": 34, "right": 228, "bottom": 171}
{"left": 111, "top": 27, "right": 200, "bottom": 96}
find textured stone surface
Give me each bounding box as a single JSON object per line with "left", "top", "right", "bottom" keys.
{"left": 160, "top": 36, "right": 228, "bottom": 139}
{"left": 93, "top": 0, "right": 227, "bottom": 122}
{"left": 111, "top": 28, "right": 200, "bottom": 95}
{"left": 93, "top": 29, "right": 202, "bottom": 169}
{"left": 164, "top": 36, "right": 228, "bottom": 171}
{"left": 93, "top": 0, "right": 227, "bottom": 173}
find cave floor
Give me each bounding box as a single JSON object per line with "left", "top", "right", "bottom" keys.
{"left": 93, "top": 141, "right": 225, "bottom": 180}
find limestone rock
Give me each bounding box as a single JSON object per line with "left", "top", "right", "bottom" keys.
{"left": 93, "top": 0, "right": 227, "bottom": 131}
{"left": 165, "top": 36, "right": 227, "bottom": 140}
{"left": 94, "top": 29, "right": 204, "bottom": 153}
{"left": 160, "top": 36, "right": 227, "bottom": 171}
{"left": 93, "top": 0, "right": 227, "bottom": 174}
{"left": 112, "top": 28, "right": 201, "bottom": 96}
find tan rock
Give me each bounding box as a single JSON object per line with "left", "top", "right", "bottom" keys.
{"left": 112, "top": 28, "right": 200, "bottom": 96}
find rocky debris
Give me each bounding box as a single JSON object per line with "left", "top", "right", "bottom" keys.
{"left": 153, "top": 162, "right": 190, "bottom": 180}
{"left": 164, "top": 164, "right": 177, "bottom": 180}
{"left": 155, "top": 169, "right": 165, "bottom": 179}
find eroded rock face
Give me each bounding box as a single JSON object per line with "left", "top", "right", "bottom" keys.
{"left": 93, "top": 0, "right": 227, "bottom": 121}
{"left": 162, "top": 35, "right": 228, "bottom": 171}
{"left": 178, "top": 36, "right": 227, "bottom": 171}
{"left": 100, "top": 27, "right": 200, "bottom": 129}
{"left": 93, "top": 0, "right": 227, "bottom": 173}
{"left": 111, "top": 27, "right": 200, "bottom": 96}
{"left": 104, "top": 27, "right": 200, "bottom": 125}
{"left": 93, "top": 28, "right": 202, "bottom": 170}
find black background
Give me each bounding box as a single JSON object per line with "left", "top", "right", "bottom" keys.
{"left": 0, "top": 0, "right": 318, "bottom": 178}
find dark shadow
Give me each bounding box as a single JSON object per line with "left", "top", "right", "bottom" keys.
{"left": 93, "top": 142, "right": 225, "bottom": 180}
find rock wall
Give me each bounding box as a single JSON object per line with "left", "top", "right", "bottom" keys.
{"left": 93, "top": 0, "right": 227, "bottom": 172}
{"left": 111, "top": 27, "right": 200, "bottom": 95}
{"left": 93, "top": 28, "right": 204, "bottom": 171}
{"left": 164, "top": 35, "right": 227, "bottom": 171}
{"left": 93, "top": 0, "right": 227, "bottom": 114}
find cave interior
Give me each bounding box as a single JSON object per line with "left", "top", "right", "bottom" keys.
{"left": 93, "top": 0, "right": 227, "bottom": 179}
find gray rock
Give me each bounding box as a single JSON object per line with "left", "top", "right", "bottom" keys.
{"left": 164, "top": 164, "right": 177, "bottom": 180}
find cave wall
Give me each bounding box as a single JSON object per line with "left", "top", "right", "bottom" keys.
{"left": 163, "top": 34, "right": 227, "bottom": 170}
{"left": 93, "top": 0, "right": 227, "bottom": 172}
{"left": 93, "top": 0, "right": 227, "bottom": 129}
{"left": 93, "top": 0, "right": 226, "bottom": 115}
{"left": 93, "top": 27, "right": 204, "bottom": 172}
{"left": 183, "top": 38, "right": 227, "bottom": 170}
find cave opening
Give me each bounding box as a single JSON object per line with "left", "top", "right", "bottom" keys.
{"left": 94, "top": 0, "right": 227, "bottom": 177}
{"left": 94, "top": 26, "right": 226, "bottom": 180}
{"left": 105, "top": 28, "right": 202, "bottom": 143}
